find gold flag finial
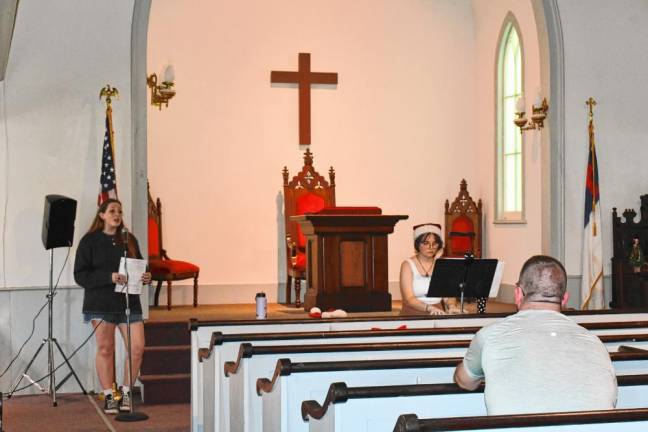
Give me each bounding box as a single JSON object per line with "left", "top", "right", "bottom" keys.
{"left": 586, "top": 97, "right": 597, "bottom": 121}
{"left": 100, "top": 85, "right": 119, "bottom": 108}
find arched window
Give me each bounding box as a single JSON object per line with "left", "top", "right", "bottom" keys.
{"left": 496, "top": 20, "right": 524, "bottom": 222}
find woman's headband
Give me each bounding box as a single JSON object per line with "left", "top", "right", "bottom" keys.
{"left": 413, "top": 223, "right": 442, "bottom": 241}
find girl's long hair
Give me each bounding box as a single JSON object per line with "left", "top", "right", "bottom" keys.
{"left": 89, "top": 199, "right": 137, "bottom": 258}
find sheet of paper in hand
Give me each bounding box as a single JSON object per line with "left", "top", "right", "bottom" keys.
{"left": 114, "top": 257, "right": 148, "bottom": 295}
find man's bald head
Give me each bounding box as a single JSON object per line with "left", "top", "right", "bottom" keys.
{"left": 518, "top": 255, "right": 567, "bottom": 304}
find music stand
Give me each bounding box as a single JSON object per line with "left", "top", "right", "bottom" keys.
{"left": 427, "top": 257, "right": 499, "bottom": 313}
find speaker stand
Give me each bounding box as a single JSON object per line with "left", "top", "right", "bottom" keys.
{"left": 8, "top": 249, "right": 87, "bottom": 405}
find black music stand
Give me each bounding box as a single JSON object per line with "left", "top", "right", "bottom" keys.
{"left": 428, "top": 257, "right": 499, "bottom": 313}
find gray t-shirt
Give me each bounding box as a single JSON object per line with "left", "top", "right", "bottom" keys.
{"left": 463, "top": 309, "right": 617, "bottom": 415}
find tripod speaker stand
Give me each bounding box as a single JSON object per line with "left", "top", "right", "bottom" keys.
{"left": 8, "top": 195, "right": 86, "bottom": 405}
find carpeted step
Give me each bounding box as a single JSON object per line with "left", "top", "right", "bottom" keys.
{"left": 141, "top": 373, "right": 191, "bottom": 405}
{"left": 144, "top": 320, "right": 191, "bottom": 347}
{"left": 142, "top": 345, "right": 191, "bottom": 375}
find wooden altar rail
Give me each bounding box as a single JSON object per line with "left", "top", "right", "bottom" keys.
{"left": 393, "top": 408, "right": 648, "bottom": 432}
{"left": 303, "top": 374, "right": 648, "bottom": 422}
{"left": 188, "top": 308, "right": 648, "bottom": 331}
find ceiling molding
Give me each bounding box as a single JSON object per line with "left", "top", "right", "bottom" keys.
{"left": 0, "top": 0, "right": 19, "bottom": 81}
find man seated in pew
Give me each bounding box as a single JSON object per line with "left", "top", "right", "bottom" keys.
{"left": 399, "top": 223, "right": 446, "bottom": 315}
{"left": 453, "top": 255, "right": 618, "bottom": 415}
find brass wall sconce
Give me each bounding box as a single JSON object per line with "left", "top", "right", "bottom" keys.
{"left": 147, "top": 65, "right": 176, "bottom": 110}
{"left": 514, "top": 95, "right": 549, "bottom": 132}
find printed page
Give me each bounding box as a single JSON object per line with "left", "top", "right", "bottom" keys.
{"left": 489, "top": 261, "right": 505, "bottom": 298}
{"left": 114, "top": 257, "right": 148, "bottom": 295}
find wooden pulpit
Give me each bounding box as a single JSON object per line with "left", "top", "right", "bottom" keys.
{"left": 291, "top": 207, "right": 408, "bottom": 312}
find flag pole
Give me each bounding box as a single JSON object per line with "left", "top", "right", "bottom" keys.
{"left": 99, "top": 85, "right": 120, "bottom": 202}
{"left": 586, "top": 97, "right": 597, "bottom": 236}
{"left": 97, "top": 84, "right": 122, "bottom": 397}
{"left": 582, "top": 97, "right": 604, "bottom": 310}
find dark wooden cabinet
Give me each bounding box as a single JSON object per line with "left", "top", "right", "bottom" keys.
{"left": 611, "top": 194, "right": 648, "bottom": 308}
{"left": 292, "top": 210, "right": 408, "bottom": 312}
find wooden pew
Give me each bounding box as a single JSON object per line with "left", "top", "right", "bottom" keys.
{"left": 206, "top": 321, "right": 648, "bottom": 432}
{"left": 204, "top": 327, "right": 481, "bottom": 432}
{"left": 302, "top": 375, "right": 648, "bottom": 432}
{"left": 191, "top": 312, "right": 648, "bottom": 432}
{"left": 225, "top": 335, "right": 648, "bottom": 432}
{"left": 192, "top": 313, "right": 516, "bottom": 432}
{"left": 261, "top": 350, "right": 648, "bottom": 432}
{"left": 393, "top": 408, "right": 648, "bottom": 432}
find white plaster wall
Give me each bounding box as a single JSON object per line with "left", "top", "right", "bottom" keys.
{"left": 559, "top": 0, "right": 648, "bottom": 283}
{"left": 0, "top": 0, "right": 135, "bottom": 394}
{"left": 473, "top": 0, "right": 542, "bottom": 285}
{"left": 147, "top": 0, "right": 478, "bottom": 303}
{"left": 0, "top": 0, "right": 135, "bottom": 288}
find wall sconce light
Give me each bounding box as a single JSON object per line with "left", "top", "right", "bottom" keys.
{"left": 514, "top": 94, "right": 549, "bottom": 132}
{"left": 147, "top": 65, "right": 176, "bottom": 110}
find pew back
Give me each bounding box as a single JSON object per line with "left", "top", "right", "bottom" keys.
{"left": 263, "top": 353, "right": 648, "bottom": 432}
{"left": 305, "top": 378, "right": 648, "bottom": 432}
{"left": 229, "top": 337, "right": 648, "bottom": 432}
{"left": 191, "top": 311, "right": 648, "bottom": 432}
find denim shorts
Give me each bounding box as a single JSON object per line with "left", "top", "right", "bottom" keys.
{"left": 83, "top": 312, "right": 143, "bottom": 325}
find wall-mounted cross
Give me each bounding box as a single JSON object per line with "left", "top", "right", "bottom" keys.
{"left": 271, "top": 53, "right": 338, "bottom": 145}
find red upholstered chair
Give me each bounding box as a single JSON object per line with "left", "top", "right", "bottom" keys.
{"left": 282, "top": 149, "right": 336, "bottom": 307}
{"left": 148, "top": 184, "right": 200, "bottom": 310}
{"left": 444, "top": 179, "right": 482, "bottom": 258}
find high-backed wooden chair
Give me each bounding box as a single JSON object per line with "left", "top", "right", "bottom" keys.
{"left": 444, "top": 179, "right": 482, "bottom": 258}
{"left": 148, "top": 183, "right": 200, "bottom": 310}
{"left": 282, "top": 149, "right": 336, "bottom": 306}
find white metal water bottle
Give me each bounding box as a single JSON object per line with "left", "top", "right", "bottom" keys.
{"left": 255, "top": 292, "right": 267, "bottom": 319}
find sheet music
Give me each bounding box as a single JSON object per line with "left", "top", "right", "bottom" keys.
{"left": 489, "top": 261, "right": 505, "bottom": 297}
{"left": 114, "top": 257, "right": 147, "bottom": 295}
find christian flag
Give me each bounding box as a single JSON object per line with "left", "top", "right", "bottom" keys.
{"left": 580, "top": 109, "right": 604, "bottom": 309}
{"left": 97, "top": 108, "right": 118, "bottom": 205}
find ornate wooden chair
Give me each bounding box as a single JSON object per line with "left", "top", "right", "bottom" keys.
{"left": 148, "top": 183, "right": 200, "bottom": 310}
{"left": 444, "top": 179, "right": 483, "bottom": 258}
{"left": 282, "top": 149, "right": 336, "bottom": 307}
{"left": 611, "top": 194, "right": 648, "bottom": 308}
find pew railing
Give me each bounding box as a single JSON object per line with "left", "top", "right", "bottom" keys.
{"left": 393, "top": 407, "right": 648, "bottom": 431}
{"left": 302, "top": 373, "right": 648, "bottom": 422}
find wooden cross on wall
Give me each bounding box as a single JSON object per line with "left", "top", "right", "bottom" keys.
{"left": 271, "top": 53, "right": 338, "bottom": 145}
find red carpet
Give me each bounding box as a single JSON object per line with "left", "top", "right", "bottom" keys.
{"left": 3, "top": 393, "right": 189, "bottom": 431}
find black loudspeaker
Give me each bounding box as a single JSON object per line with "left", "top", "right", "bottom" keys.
{"left": 42, "top": 195, "right": 77, "bottom": 249}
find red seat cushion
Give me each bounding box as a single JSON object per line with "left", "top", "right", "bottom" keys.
{"left": 148, "top": 217, "right": 160, "bottom": 258}
{"left": 292, "top": 251, "right": 306, "bottom": 271}
{"left": 295, "top": 193, "right": 326, "bottom": 248}
{"left": 450, "top": 215, "right": 474, "bottom": 255}
{"left": 150, "top": 258, "right": 199, "bottom": 276}
{"left": 317, "top": 206, "right": 382, "bottom": 215}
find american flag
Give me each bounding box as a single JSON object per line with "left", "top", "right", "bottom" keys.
{"left": 580, "top": 99, "right": 604, "bottom": 309}
{"left": 98, "top": 111, "right": 118, "bottom": 205}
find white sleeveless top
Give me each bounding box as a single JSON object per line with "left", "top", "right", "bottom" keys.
{"left": 406, "top": 258, "right": 442, "bottom": 305}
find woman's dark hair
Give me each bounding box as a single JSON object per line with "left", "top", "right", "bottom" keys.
{"left": 88, "top": 199, "right": 137, "bottom": 257}
{"left": 414, "top": 232, "right": 443, "bottom": 252}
